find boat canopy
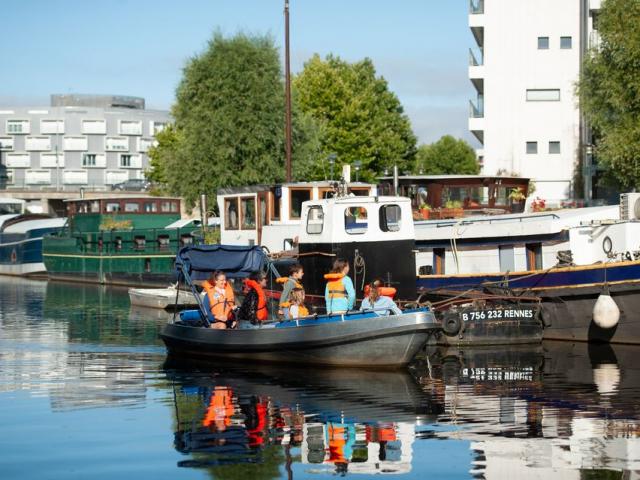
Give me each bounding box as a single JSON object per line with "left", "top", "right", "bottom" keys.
{"left": 176, "top": 244, "right": 266, "bottom": 281}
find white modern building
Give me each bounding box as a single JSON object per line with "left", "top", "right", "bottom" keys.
{"left": 0, "top": 94, "right": 170, "bottom": 191}
{"left": 469, "top": 0, "right": 601, "bottom": 204}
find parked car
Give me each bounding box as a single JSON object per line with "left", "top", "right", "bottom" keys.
{"left": 111, "top": 179, "right": 151, "bottom": 191}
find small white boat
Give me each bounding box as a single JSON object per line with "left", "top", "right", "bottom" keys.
{"left": 128, "top": 285, "right": 198, "bottom": 310}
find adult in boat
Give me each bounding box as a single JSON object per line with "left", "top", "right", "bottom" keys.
{"left": 288, "top": 287, "right": 309, "bottom": 319}
{"left": 277, "top": 263, "right": 304, "bottom": 319}
{"left": 360, "top": 279, "right": 402, "bottom": 316}
{"left": 324, "top": 258, "right": 355, "bottom": 314}
{"left": 202, "top": 270, "right": 236, "bottom": 329}
{"left": 238, "top": 271, "right": 268, "bottom": 324}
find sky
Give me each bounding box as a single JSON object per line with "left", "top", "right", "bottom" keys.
{"left": 1, "top": 0, "right": 476, "bottom": 145}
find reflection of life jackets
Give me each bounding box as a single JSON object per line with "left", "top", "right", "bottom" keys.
{"left": 243, "top": 278, "right": 268, "bottom": 321}
{"left": 324, "top": 273, "right": 346, "bottom": 299}
{"left": 363, "top": 285, "right": 397, "bottom": 299}
{"left": 246, "top": 399, "right": 268, "bottom": 447}
{"left": 203, "top": 280, "right": 235, "bottom": 320}
{"left": 277, "top": 277, "right": 303, "bottom": 307}
{"left": 327, "top": 423, "right": 348, "bottom": 464}
{"left": 366, "top": 423, "right": 397, "bottom": 443}
{"left": 202, "top": 386, "right": 235, "bottom": 428}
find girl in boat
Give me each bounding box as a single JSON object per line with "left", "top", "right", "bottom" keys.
{"left": 238, "top": 271, "right": 268, "bottom": 324}
{"left": 288, "top": 287, "right": 309, "bottom": 319}
{"left": 277, "top": 263, "right": 304, "bottom": 319}
{"left": 360, "top": 279, "right": 402, "bottom": 316}
{"left": 324, "top": 258, "right": 355, "bottom": 314}
{"left": 202, "top": 270, "right": 236, "bottom": 329}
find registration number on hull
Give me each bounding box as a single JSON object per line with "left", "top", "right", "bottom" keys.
{"left": 461, "top": 308, "right": 536, "bottom": 321}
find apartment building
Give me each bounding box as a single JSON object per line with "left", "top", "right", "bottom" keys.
{"left": 469, "top": 0, "right": 601, "bottom": 204}
{"left": 0, "top": 94, "right": 170, "bottom": 190}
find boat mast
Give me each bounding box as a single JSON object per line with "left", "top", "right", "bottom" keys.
{"left": 284, "top": 0, "right": 292, "bottom": 182}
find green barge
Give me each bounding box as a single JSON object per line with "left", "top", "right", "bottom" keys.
{"left": 43, "top": 197, "right": 199, "bottom": 287}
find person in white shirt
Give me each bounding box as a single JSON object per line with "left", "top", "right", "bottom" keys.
{"left": 360, "top": 279, "right": 402, "bottom": 316}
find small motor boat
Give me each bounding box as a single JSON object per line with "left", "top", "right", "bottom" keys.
{"left": 128, "top": 285, "right": 199, "bottom": 310}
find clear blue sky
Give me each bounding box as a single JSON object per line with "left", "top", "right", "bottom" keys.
{"left": 1, "top": 0, "right": 475, "bottom": 144}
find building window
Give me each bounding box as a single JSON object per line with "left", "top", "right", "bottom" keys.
{"left": 380, "top": 204, "right": 401, "bottom": 232}
{"left": 119, "top": 120, "right": 142, "bottom": 136}
{"left": 306, "top": 206, "right": 324, "bottom": 234}
{"left": 63, "top": 136, "right": 88, "bottom": 151}
{"left": 40, "top": 119, "right": 64, "bottom": 134}
{"left": 105, "top": 137, "right": 129, "bottom": 151}
{"left": 290, "top": 188, "right": 311, "bottom": 219}
{"left": 0, "top": 137, "right": 14, "bottom": 150}
{"left": 537, "top": 36, "right": 549, "bottom": 49}
{"left": 81, "top": 120, "right": 106, "bottom": 134}
{"left": 560, "top": 36, "right": 572, "bottom": 49}
{"left": 344, "top": 206, "right": 368, "bottom": 235}
{"left": 82, "top": 154, "right": 97, "bottom": 166}
{"left": 6, "top": 120, "right": 30, "bottom": 134}
{"left": 526, "top": 89, "right": 561, "bottom": 101}
{"left": 41, "top": 153, "right": 65, "bottom": 168}
{"left": 526, "top": 142, "right": 538, "bottom": 154}
{"left": 120, "top": 154, "right": 132, "bottom": 167}
{"left": 118, "top": 154, "right": 140, "bottom": 168}
{"left": 25, "top": 136, "right": 51, "bottom": 151}
{"left": 549, "top": 141, "right": 561, "bottom": 154}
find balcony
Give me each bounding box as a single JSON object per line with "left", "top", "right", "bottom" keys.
{"left": 469, "top": 47, "right": 483, "bottom": 66}
{"left": 469, "top": 98, "right": 484, "bottom": 118}
{"left": 469, "top": 0, "right": 484, "bottom": 14}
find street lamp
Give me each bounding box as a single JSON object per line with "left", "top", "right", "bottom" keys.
{"left": 354, "top": 160, "right": 362, "bottom": 182}
{"left": 327, "top": 153, "right": 337, "bottom": 180}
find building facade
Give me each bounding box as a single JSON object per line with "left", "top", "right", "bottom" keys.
{"left": 0, "top": 94, "right": 170, "bottom": 191}
{"left": 469, "top": 0, "right": 601, "bottom": 204}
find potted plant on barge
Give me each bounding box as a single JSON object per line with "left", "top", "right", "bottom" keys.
{"left": 508, "top": 188, "right": 527, "bottom": 213}
{"left": 439, "top": 200, "right": 464, "bottom": 219}
{"left": 419, "top": 203, "right": 431, "bottom": 220}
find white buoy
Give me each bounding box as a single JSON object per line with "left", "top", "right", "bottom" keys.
{"left": 593, "top": 293, "right": 620, "bottom": 329}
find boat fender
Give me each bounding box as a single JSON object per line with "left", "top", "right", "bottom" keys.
{"left": 593, "top": 293, "right": 620, "bottom": 329}
{"left": 442, "top": 314, "right": 462, "bottom": 337}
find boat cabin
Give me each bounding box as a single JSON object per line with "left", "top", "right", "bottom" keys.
{"left": 218, "top": 182, "right": 376, "bottom": 252}
{"left": 0, "top": 197, "right": 26, "bottom": 215}
{"left": 296, "top": 195, "right": 417, "bottom": 300}
{"left": 377, "top": 175, "right": 530, "bottom": 218}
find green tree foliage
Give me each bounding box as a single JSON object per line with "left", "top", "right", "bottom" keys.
{"left": 294, "top": 54, "right": 417, "bottom": 181}
{"left": 415, "top": 135, "right": 479, "bottom": 175}
{"left": 578, "top": 0, "right": 640, "bottom": 190}
{"left": 149, "top": 32, "right": 321, "bottom": 207}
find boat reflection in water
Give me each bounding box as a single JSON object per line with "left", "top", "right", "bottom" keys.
{"left": 166, "top": 361, "right": 439, "bottom": 476}
{"left": 414, "top": 343, "right": 640, "bottom": 478}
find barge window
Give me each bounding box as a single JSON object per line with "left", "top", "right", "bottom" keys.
{"left": 161, "top": 201, "right": 172, "bottom": 213}
{"left": 241, "top": 197, "right": 256, "bottom": 230}
{"left": 344, "top": 206, "right": 368, "bottom": 235}
{"left": 134, "top": 236, "right": 146, "bottom": 250}
{"left": 106, "top": 202, "right": 120, "bottom": 212}
{"left": 499, "top": 245, "right": 515, "bottom": 272}
{"left": 433, "top": 248, "right": 445, "bottom": 274}
{"left": 90, "top": 201, "right": 100, "bottom": 213}
{"left": 290, "top": 189, "right": 311, "bottom": 219}
{"left": 170, "top": 201, "right": 179, "bottom": 213}
{"left": 125, "top": 202, "right": 140, "bottom": 212}
{"left": 526, "top": 243, "right": 543, "bottom": 270}
{"left": 180, "top": 234, "right": 194, "bottom": 246}
{"left": 270, "top": 188, "right": 281, "bottom": 220}
{"left": 350, "top": 187, "right": 370, "bottom": 196}
{"left": 306, "top": 206, "right": 324, "bottom": 234}
{"left": 380, "top": 204, "right": 401, "bottom": 232}
{"left": 157, "top": 235, "right": 170, "bottom": 250}
{"left": 144, "top": 202, "right": 158, "bottom": 213}
{"left": 225, "top": 198, "right": 239, "bottom": 230}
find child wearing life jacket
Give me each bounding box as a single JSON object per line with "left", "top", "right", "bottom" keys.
{"left": 202, "top": 270, "right": 236, "bottom": 329}
{"left": 237, "top": 271, "right": 268, "bottom": 324}
{"left": 360, "top": 279, "right": 402, "bottom": 316}
{"left": 277, "top": 263, "right": 304, "bottom": 319}
{"left": 324, "top": 258, "right": 355, "bottom": 314}
{"left": 288, "top": 287, "right": 309, "bottom": 319}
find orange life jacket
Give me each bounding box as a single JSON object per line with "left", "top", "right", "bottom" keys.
{"left": 363, "top": 285, "right": 397, "bottom": 299}
{"left": 276, "top": 276, "right": 303, "bottom": 308}
{"left": 203, "top": 279, "right": 234, "bottom": 321}
{"left": 290, "top": 304, "right": 309, "bottom": 318}
{"left": 244, "top": 278, "right": 268, "bottom": 321}
{"left": 324, "top": 273, "right": 346, "bottom": 299}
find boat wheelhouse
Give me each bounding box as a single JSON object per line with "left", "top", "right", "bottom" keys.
{"left": 377, "top": 174, "right": 530, "bottom": 218}
{"left": 218, "top": 181, "right": 375, "bottom": 253}
{"left": 43, "top": 196, "right": 199, "bottom": 286}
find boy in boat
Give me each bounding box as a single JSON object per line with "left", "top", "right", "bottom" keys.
{"left": 238, "top": 271, "right": 268, "bottom": 324}
{"left": 288, "top": 287, "right": 309, "bottom": 319}
{"left": 360, "top": 279, "right": 402, "bottom": 316}
{"left": 277, "top": 263, "right": 304, "bottom": 319}
{"left": 202, "top": 270, "right": 236, "bottom": 329}
{"left": 324, "top": 258, "right": 356, "bottom": 314}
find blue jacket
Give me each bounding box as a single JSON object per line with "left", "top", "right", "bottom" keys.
{"left": 360, "top": 296, "right": 402, "bottom": 316}
{"left": 325, "top": 275, "right": 356, "bottom": 313}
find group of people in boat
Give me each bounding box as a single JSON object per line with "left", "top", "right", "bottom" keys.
{"left": 202, "top": 258, "right": 401, "bottom": 329}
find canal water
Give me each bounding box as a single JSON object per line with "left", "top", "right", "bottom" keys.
{"left": 1, "top": 277, "right": 639, "bottom": 480}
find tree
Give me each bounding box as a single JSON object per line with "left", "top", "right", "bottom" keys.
{"left": 148, "top": 32, "right": 321, "bottom": 207}
{"left": 578, "top": 0, "right": 640, "bottom": 190}
{"left": 415, "top": 135, "right": 479, "bottom": 175}
{"left": 293, "top": 54, "right": 417, "bottom": 181}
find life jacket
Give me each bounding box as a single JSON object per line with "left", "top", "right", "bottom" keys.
{"left": 244, "top": 278, "right": 268, "bottom": 321}
{"left": 203, "top": 279, "right": 234, "bottom": 321}
{"left": 277, "top": 276, "right": 303, "bottom": 307}
{"left": 363, "top": 285, "right": 397, "bottom": 299}
{"left": 324, "top": 272, "right": 347, "bottom": 299}
{"left": 290, "top": 304, "right": 310, "bottom": 318}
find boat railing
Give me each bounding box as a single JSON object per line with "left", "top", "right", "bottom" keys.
{"left": 70, "top": 226, "right": 200, "bottom": 255}
{"left": 424, "top": 212, "right": 561, "bottom": 229}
